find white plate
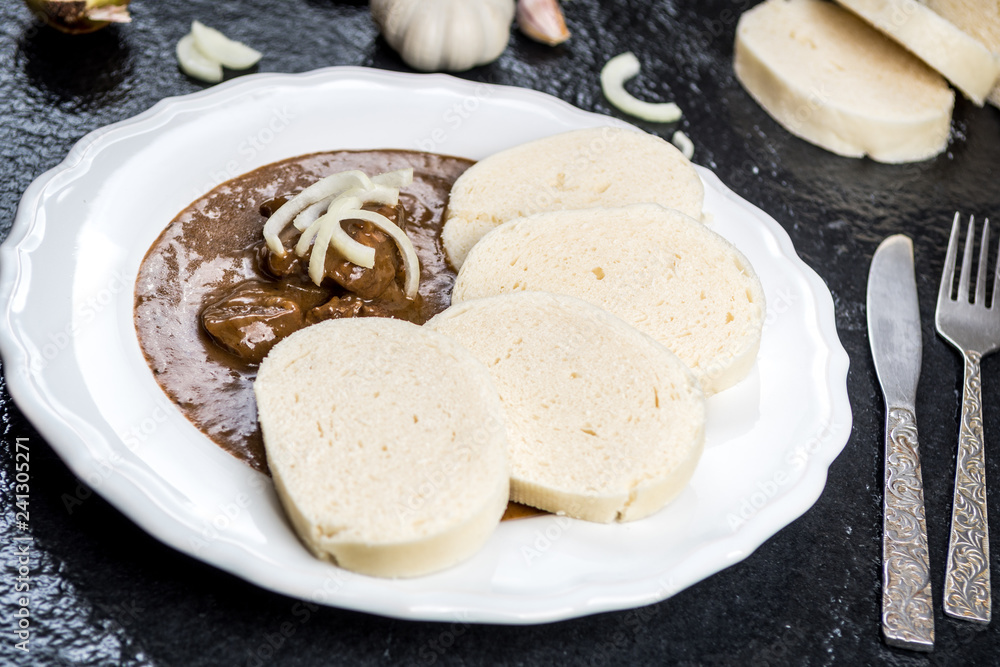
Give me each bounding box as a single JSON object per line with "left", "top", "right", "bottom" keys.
{"left": 0, "top": 67, "right": 851, "bottom": 623}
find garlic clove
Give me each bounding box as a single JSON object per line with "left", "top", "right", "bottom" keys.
{"left": 517, "top": 0, "right": 570, "bottom": 46}
{"left": 176, "top": 32, "right": 223, "bottom": 84}
{"left": 190, "top": 20, "right": 262, "bottom": 70}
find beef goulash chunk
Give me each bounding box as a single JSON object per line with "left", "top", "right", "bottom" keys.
{"left": 201, "top": 169, "right": 420, "bottom": 364}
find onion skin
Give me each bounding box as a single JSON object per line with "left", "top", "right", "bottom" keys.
{"left": 25, "top": 0, "right": 132, "bottom": 35}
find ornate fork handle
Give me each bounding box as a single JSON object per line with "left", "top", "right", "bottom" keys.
{"left": 944, "top": 350, "right": 991, "bottom": 623}
{"left": 882, "top": 407, "right": 935, "bottom": 650}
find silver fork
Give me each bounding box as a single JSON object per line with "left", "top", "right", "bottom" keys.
{"left": 936, "top": 212, "right": 998, "bottom": 624}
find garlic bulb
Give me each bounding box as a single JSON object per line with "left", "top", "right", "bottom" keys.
{"left": 371, "top": 0, "right": 516, "bottom": 72}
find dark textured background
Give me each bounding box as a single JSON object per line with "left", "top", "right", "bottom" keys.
{"left": 2, "top": 0, "right": 1000, "bottom": 665}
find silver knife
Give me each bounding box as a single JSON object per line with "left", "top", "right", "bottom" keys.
{"left": 867, "top": 234, "right": 935, "bottom": 651}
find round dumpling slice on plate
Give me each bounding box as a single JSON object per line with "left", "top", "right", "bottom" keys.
{"left": 428, "top": 291, "right": 705, "bottom": 523}
{"left": 254, "top": 317, "right": 509, "bottom": 578}
{"left": 451, "top": 203, "right": 766, "bottom": 395}
{"left": 441, "top": 126, "right": 704, "bottom": 269}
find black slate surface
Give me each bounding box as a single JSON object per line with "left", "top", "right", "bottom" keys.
{"left": 2, "top": 0, "right": 1000, "bottom": 665}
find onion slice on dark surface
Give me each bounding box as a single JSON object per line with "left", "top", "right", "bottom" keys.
{"left": 601, "top": 52, "right": 682, "bottom": 123}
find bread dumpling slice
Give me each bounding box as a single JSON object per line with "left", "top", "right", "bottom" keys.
{"left": 835, "top": 0, "right": 1000, "bottom": 106}
{"left": 451, "top": 203, "right": 765, "bottom": 395}
{"left": 427, "top": 292, "right": 705, "bottom": 523}
{"left": 441, "top": 126, "right": 704, "bottom": 270}
{"left": 734, "top": 0, "right": 955, "bottom": 163}
{"left": 254, "top": 317, "right": 509, "bottom": 578}
{"left": 924, "top": 0, "right": 1000, "bottom": 107}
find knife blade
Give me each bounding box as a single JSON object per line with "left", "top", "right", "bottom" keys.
{"left": 867, "top": 234, "right": 934, "bottom": 651}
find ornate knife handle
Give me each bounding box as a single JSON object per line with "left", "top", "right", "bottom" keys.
{"left": 943, "top": 351, "right": 991, "bottom": 623}
{"left": 882, "top": 406, "right": 934, "bottom": 650}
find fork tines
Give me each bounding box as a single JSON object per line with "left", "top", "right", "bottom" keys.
{"left": 939, "top": 213, "right": 999, "bottom": 309}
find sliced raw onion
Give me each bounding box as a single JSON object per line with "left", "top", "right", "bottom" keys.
{"left": 263, "top": 170, "right": 372, "bottom": 254}
{"left": 307, "top": 213, "right": 341, "bottom": 287}
{"left": 311, "top": 220, "right": 376, "bottom": 286}
{"left": 671, "top": 130, "right": 695, "bottom": 160}
{"left": 292, "top": 195, "right": 335, "bottom": 233}
{"left": 342, "top": 183, "right": 402, "bottom": 208}
{"left": 600, "top": 52, "right": 682, "bottom": 123}
{"left": 324, "top": 210, "right": 378, "bottom": 271}
{"left": 267, "top": 167, "right": 420, "bottom": 297}
{"left": 372, "top": 168, "right": 414, "bottom": 189}
{"left": 191, "top": 20, "right": 262, "bottom": 70}
{"left": 295, "top": 196, "right": 363, "bottom": 258}
{"left": 176, "top": 33, "right": 222, "bottom": 83}
{"left": 291, "top": 184, "right": 398, "bottom": 234}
